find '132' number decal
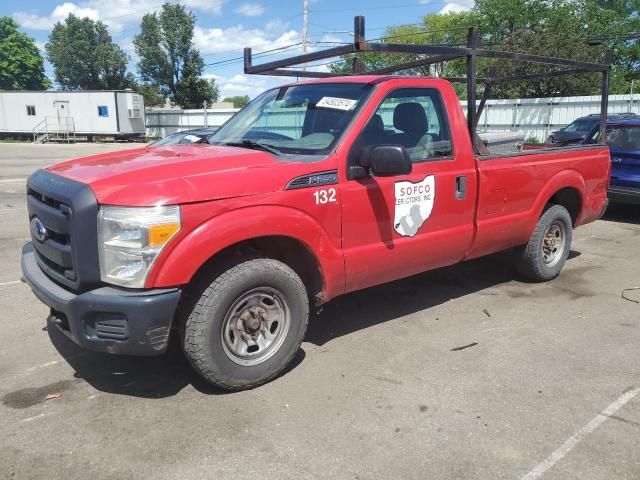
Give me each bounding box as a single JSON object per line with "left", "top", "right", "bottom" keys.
{"left": 313, "top": 188, "right": 336, "bottom": 205}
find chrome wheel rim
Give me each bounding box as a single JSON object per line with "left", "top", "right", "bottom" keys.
{"left": 221, "top": 287, "right": 291, "bottom": 366}
{"left": 542, "top": 221, "right": 566, "bottom": 267}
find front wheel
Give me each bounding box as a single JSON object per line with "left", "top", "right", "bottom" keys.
{"left": 183, "top": 258, "right": 309, "bottom": 391}
{"left": 515, "top": 204, "right": 573, "bottom": 282}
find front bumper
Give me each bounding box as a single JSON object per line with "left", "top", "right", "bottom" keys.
{"left": 608, "top": 185, "right": 640, "bottom": 205}
{"left": 21, "top": 243, "right": 181, "bottom": 356}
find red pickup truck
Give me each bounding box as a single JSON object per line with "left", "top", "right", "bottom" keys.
{"left": 22, "top": 76, "right": 610, "bottom": 390}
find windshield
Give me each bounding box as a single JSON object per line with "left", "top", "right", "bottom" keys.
{"left": 605, "top": 126, "right": 640, "bottom": 151}
{"left": 210, "top": 83, "right": 373, "bottom": 155}
{"left": 563, "top": 118, "right": 598, "bottom": 133}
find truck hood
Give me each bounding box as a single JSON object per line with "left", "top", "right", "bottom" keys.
{"left": 46, "top": 145, "right": 310, "bottom": 206}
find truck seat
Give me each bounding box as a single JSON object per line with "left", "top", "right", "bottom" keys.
{"left": 362, "top": 114, "right": 385, "bottom": 143}
{"left": 390, "top": 102, "right": 435, "bottom": 160}
{"left": 390, "top": 102, "right": 428, "bottom": 147}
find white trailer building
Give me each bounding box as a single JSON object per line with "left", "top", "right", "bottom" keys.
{"left": 0, "top": 90, "right": 145, "bottom": 142}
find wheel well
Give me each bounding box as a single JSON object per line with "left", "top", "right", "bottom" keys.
{"left": 189, "top": 236, "right": 324, "bottom": 305}
{"left": 548, "top": 187, "right": 581, "bottom": 225}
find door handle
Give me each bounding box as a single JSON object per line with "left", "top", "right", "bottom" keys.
{"left": 455, "top": 175, "right": 467, "bottom": 200}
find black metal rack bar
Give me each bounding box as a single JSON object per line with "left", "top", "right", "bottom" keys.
{"left": 243, "top": 15, "right": 611, "bottom": 146}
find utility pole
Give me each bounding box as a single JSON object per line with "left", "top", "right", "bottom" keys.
{"left": 302, "top": 0, "right": 309, "bottom": 70}
{"left": 203, "top": 101, "right": 208, "bottom": 128}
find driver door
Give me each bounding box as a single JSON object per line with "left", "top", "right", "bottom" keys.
{"left": 340, "top": 87, "right": 477, "bottom": 292}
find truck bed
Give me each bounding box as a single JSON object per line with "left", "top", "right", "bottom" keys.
{"left": 467, "top": 144, "right": 611, "bottom": 259}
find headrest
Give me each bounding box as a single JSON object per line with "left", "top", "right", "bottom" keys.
{"left": 393, "top": 102, "right": 428, "bottom": 139}
{"left": 364, "top": 114, "right": 384, "bottom": 135}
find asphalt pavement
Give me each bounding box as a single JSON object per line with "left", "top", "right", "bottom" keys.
{"left": 0, "top": 143, "right": 639, "bottom": 480}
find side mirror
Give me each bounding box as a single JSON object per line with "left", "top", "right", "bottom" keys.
{"left": 360, "top": 145, "right": 412, "bottom": 177}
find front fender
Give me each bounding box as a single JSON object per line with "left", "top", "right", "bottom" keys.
{"left": 146, "top": 205, "right": 345, "bottom": 301}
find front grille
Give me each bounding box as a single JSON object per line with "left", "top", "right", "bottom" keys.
{"left": 27, "top": 169, "right": 101, "bottom": 291}
{"left": 27, "top": 187, "right": 63, "bottom": 210}
{"left": 27, "top": 187, "right": 76, "bottom": 282}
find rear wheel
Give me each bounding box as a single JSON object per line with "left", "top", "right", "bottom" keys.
{"left": 183, "top": 258, "right": 309, "bottom": 391}
{"left": 515, "top": 204, "right": 573, "bottom": 281}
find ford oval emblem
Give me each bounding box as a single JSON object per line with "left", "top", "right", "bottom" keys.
{"left": 30, "top": 217, "right": 48, "bottom": 242}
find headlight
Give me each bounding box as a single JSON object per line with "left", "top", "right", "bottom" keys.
{"left": 98, "top": 205, "right": 181, "bottom": 288}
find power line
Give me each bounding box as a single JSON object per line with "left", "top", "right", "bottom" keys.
{"left": 288, "top": 59, "right": 343, "bottom": 69}
{"left": 199, "top": 26, "right": 474, "bottom": 73}
{"left": 203, "top": 43, "right": 305, "bottom": 69}
{"left": 202, "top": 39, "right": 353, "bottom": 71}
{"left": 201, "top": 39, "right": 301, "bottom": 59}
{"left": 119, "top": 5, "right": 461, "bottom": 68}
{"left": 306, "top": 22, "right": 472, "bottom": 43}
{"left": 198, "top": 11, "right": 305, "bottom": 59}
{"left": 368, "top": 26, "right": 472, "bottom": 43}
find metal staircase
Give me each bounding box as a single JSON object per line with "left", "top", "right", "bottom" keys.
{"left": 33, "top": 116, "right": 76, "bottom": 144}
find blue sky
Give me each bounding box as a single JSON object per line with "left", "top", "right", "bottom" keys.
{"left": 2, "top": 0, "right": 474, "bottom": 98}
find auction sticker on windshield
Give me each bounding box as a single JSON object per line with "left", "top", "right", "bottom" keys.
{"left": 316, "top": 97, "right": 358, "bottom": 111}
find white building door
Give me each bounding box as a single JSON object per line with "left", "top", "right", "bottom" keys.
{"left": 54, "top": 100, "right": 69, "bottom": 118}
{"left": 53, "top": 100, "right": 71, "bottom": 135}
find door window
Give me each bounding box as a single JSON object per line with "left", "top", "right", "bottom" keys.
{"left": 605, "top": 126, "right": 640, "bottom": 151}
{"left": 356, "top": 88, "right": 453, "bottom": 163}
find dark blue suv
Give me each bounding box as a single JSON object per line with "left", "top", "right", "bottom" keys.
{"left": 584, "top": 117, "right": 640, "bottom": 204}
{"left": 601, "top": 120, "right": 640, "bottom": 204}
{"left": 548, "top": 113, "right": 640, "bottom": 145}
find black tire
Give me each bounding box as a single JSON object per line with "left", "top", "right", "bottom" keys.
{"left": 515, "top": 204, "right": 573, "bottom": 282}
{"left": 183, "top": 258, "right": 309, "bottom": 391}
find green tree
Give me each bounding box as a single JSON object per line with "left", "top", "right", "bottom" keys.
{"left": 331, "top": 0, "right": 640, "bottom": 98}
{"left": 223, "top": 95, "right": 250, "bottom": 108}
{"left": 0, "top": 17, "right": 50, "bottom": 90}
{"left": 480, "top": 30, "right": 606, "bottom": 98}
{"left": 174, "top": 51, "right": 219, "bottom": 108}
{"left": 472, "top": 0, "right": 549, "bottom": 40}
{"left": 134, "top": 3, "right": 218, "bottom": 108}
{"left": 577, "top": 0, "right": 640, "bottom": 94}
{"left": 46, "top": 14, "right": 130, "bottom": 90}
{"left": 329, "top": 11, "right": 473, "bottom": 78}
{"left": 134, "top": 82, "right": 166, "bottom": 107}
{"left": 472, "top": 0, "right": 639, "bottom": 96}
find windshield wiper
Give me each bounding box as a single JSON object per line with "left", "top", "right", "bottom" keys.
{"left": 221, "top": 140, "right": 282, "bottom": 156}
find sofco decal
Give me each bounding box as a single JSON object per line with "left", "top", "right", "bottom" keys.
{"left": 393, "top": 175, "right": 435, "bottom": 237}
